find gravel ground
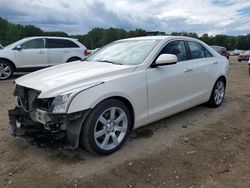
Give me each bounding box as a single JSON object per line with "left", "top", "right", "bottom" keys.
{"left": 0, "top": 57, "right": 250, "bottom": 188}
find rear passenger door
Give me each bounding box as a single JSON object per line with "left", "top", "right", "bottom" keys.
{"left": 46, "top": 39, "right": 80, "bottom": 66}
{"left": 185, "top": 41, "right": 216, "bottom": 100}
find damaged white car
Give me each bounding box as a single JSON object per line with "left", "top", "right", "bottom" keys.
{"left": 9, "top": 36, "right": 229, "bottom": 155}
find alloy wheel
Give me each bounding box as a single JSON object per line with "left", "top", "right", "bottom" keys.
{"left": 0, "top": 63, "right": 12, "bottom": 80}
{"left": 94, "top": 107, "right": 128, "bottom": 151}
{"left": 214, "top": 80, "right": 225, "bottom": 105}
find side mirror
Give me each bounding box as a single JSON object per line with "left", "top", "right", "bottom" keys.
{"left": 153, "top": 54, "right": 177, "bottom": 67}
{"left": 15, "top": 45, "right": 22, "bottom": 50}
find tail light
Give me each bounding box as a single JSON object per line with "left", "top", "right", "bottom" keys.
{"left": 84, "top": 49, "right": 91, "bottom": 56}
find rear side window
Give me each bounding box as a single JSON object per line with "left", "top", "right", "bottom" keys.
{"left": 47, "top": 39, "right": 79, "bottom": 48}
{"left": 188, "top": 41, "right": 213, "bottom": 59}
{"left": 160, "top": 40, "right": 187, "bottom": 62}
{"left": 21, "top": 39, "right": 45, "bottom": 49}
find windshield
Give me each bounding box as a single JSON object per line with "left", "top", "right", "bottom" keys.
{"left": 4, "top": 38, "right": 27, "bottom": 49}
{"left": 86, "top": 39, "right": 160, "bottom": 65}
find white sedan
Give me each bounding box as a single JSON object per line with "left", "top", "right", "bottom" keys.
{"left": 9, "top": 36, "right": 229, "bottom": 155}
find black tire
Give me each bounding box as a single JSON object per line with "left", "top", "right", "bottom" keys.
{"left": 238, "top": 59, "right": 241, "bottom": 62}
{"left": 208, "top": 78, "right": 226, "bottom": 108}
{"left": 0, "top": 61, "right": 14, "bottom": 80}
{"left": 80, "top": 99, "right": 132, "bottom": 155}
{"left": 66, "top": 57, "right": 81, "bottom": 63}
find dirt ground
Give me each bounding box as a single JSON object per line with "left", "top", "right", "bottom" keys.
{"left": 0, "top": 56, "right": 250, "bottom": 188}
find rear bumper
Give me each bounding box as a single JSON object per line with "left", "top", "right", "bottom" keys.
{"left": 8, "top": 107, "right": 91, "bottom": 149}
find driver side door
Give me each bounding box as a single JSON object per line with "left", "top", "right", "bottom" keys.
{"left": 146, "top": 40, "right": 197, "bottom": 121}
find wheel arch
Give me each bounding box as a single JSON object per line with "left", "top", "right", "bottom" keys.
{"left": 217, "top": 75, "right": 227, "bottom": 88}
{"left": 0, "top": 58, "right": 16, "bottom": 71}
{"left": 84, "top": 96, "right": 135, "bottom": 130}
{"left": 66, "top": 56, "right": 82, "bottom": 63}
{"left": 105, "top": 96, "right": 135, "bottom": 130}
{"left": 69, "top": 93, "right": 135, "bottom": 130}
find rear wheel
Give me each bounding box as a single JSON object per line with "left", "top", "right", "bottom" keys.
{"left": 80, "top": 99, "right": 131, "bottom": 155}
{"left": 208, "top": 78, "right": 225, "bottom": 107}
{"left": 0, "top": 61, "right": 13, "bottom": 80}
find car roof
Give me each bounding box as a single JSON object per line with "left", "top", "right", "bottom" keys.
{"left": 118, "top": 35, "right": 204, "bottom": 43}
{"left": 22, "top": 36, "right": 78, "bottom": 41}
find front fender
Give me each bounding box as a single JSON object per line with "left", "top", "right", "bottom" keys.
{"left": 67, "top": 70, "right": 148, "bottom": 127}
{"left": 67, "top": 83, "right": 135, "bottom": 114}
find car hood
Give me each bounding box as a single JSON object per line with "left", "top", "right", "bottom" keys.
{"left": 15, "top": 61, "right": 137, "bottom": 98}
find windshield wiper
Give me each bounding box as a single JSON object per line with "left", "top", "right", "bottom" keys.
{"left": 96, "top": 59, "right": 123, "bottom": 65}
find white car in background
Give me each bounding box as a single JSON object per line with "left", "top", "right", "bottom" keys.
{"left": 9, "top": 36, "right": 229, "bottom": 155}
{"left": 0, "top": 37, "right": 89, "bottom": 80}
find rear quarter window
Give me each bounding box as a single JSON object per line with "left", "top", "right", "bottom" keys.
{"left": 188, "top": 41, "right": 213, "bottom": 59}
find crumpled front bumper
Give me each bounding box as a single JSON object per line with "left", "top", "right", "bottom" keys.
{"left": 8, "top": 107, "right": 91, "bottom": 149}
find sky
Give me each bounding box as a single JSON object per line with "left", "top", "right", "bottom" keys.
{"left": 0, "top": 0, "right": 250, "bottom": 36}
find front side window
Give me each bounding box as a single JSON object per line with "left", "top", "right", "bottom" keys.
{"left": 21, "top": 39, "right": 45, "bottom": 49}
{"left": 47, "top": 39, "right": 79, "bottom": 48}
{"left": 86, "top": 39, "right": 160, "bottom": 65}
{"left": 160, "top": 40, "right": 187, "bottom": 62}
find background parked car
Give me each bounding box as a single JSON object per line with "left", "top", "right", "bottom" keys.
{"left": 0, "top": 44, "right": 3, "bottom": 49}
{"left": 248, "top": 58, "right": 250, "bottom": 75}
{"left": 0, "top": 37, "right": 89, "bottom": 80}
{"left": 238, "top": 50, "right": 250, "bottom": 62}
{"left": 211, "top": 46, "right": 229, "bottom": 59}
{"left": 233, "top": 49, "right": 245, "bottom": 56}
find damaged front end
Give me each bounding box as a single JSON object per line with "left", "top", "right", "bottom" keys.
{"left": 8, "top": 85, "right": 90, "bottom": 149}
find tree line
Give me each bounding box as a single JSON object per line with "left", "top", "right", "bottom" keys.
{"left": 0, "top": 17, "right": 250, "bottom": 50}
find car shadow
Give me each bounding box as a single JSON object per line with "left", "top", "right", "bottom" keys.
{"left": 13, "top": 103, "right": 214, "bottom": 163}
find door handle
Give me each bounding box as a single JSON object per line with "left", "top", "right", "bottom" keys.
{"left": 213, "top": 61, "right": 218, "bottom": 65}
{"left": 184, "top": 68, "right": 193, "bottom": 73}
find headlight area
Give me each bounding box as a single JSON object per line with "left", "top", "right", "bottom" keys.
{"left": 50, "top": 94, "right": 72, "bottom": 114}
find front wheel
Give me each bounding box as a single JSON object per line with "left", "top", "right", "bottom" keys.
{"left": 208, "top": 79, "right": 225, "bottom": 107}
{"left": 80, "top": 99, "right": 131, "bottom": 155}
{"left": 0, "top": 61, "right": 13, "bottom": 80}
